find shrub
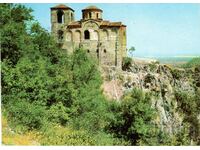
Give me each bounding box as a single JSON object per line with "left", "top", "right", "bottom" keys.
{"left": 175, "top": 90, "right": 199, "bottom": 144}
{"left": 7, "top": 100, "right": 47, "bottom": 131}
{"left": 106, "top": 88, "right": 159, "bottom": 145}
{"left": 122, "top": 57, "right": 132, "bottom": 71}
{"left": 149, "top": 61, "right": 159, "bottom": 71}
{"left": 171, "top": 68, "right": 182, "bottom": 79}
{"left": 2, "top": 55, "right": 75, "bottom": 129}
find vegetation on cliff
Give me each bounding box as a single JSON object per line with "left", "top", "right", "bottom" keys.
{"left": 183, "top": 57, "right": 200, "bottom": 68}
{"left": 1, "top": 4, "right": 199, "bottom": 146}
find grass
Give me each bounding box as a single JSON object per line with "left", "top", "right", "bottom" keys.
{"left": 2, "top": 116, "right": 40, "bottom": 145}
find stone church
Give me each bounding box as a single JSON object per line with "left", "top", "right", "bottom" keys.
{"left": 51, "top": 4, "right": 127, "bottom": 69}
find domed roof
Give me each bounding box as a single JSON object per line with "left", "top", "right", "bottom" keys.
{"left": 82, "top": 5, "right": 102, "bottom": 12}
{"left": 51, "top": 4, "right": 74, "bottom": 11}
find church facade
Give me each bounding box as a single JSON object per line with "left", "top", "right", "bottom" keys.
{"left": 51, "top": 4, "right": 127, "bottom": 68}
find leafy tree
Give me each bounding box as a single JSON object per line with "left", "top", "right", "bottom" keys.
{"left": 1, "top": 3, "right": 74, "bottom": 130}
{"left": 129, "top": 46, "right": 135, "bottom": 52}
{"left": 2, "top": 54, "right": 75, "bottom": 128}
{"left": 0, "top": 4, "right": 33, "bottom": 65}
{"left": 128, "top": 46, "right": 135, "bottom": 57}
{"left": 107, "top": 88, "right": 159, "bottom": 145}
{"left": 67, "top": 49, "right": 111, "bottom": 133}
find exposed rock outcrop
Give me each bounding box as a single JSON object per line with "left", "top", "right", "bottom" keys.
{"left": 102, "top": 59, "right": 199, "bottom": 137}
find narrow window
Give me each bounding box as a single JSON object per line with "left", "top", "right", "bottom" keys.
{"left": 84, "top": 30, "right": 90, "bottom": 39}
{"left": 104, "top": 49, "right": 107, "bottom": 53}
{"left": 89, "top": 12, "right": 92, "bottom": 19}
{"left": 96, "top": 49, "right": 99, "bottom": 59}
{"left": 57, "top": 10, "right": 64, "bottom": 23}
{"left": 71, "top": 13, "right": 73, "bottom": 20}
{"left": 96, "top": 13, "right": 99, "bottom": 19}
{"left": 87, "top": 49, "right": 90, "bottom": 53}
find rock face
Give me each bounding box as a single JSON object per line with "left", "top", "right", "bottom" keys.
{"left": 102, "top": 59, "right": 199, "bottom": 136}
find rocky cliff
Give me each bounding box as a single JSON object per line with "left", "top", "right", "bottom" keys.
{"left": 102, "top": 58, "right": 200, "bottom": 141}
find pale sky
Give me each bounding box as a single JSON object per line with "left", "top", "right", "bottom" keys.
{"left": 24, "top": 3, "right": 200, "bottom": 57}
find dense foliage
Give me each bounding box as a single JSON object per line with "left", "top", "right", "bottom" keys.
{"left": 175, "top": 90, "right": 200, "bottom": 145}
{"left": 1, "top": 4, "right": 118, "bottom": 145}
{"left": 106, "top": 89, "right": 160, "bottom": 145}
{"left": 1, "top": 4, "right": 199, "bottom": 146}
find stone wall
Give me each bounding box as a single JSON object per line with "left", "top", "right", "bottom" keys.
{"left": 58, "top": 20, "right": 126, "bottom": 69}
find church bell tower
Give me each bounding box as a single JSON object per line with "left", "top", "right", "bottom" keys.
{"left": 50, "top": 4, "right": 75, "bottom": 43}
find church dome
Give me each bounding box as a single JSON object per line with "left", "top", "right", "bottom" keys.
{"left": 82, "top": 5, "right": 103, "bottom": 20}
{"left": 82, "top": 5, "right": 103, "bottom": 12}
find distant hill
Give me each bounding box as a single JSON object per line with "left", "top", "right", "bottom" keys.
{"left": 183, "top": 57, "right": 200, "bottom": 68}
{"left": 133, "top": 56, "right": 199, "bottom": 66}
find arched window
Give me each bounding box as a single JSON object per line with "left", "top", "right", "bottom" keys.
{"left": 57, "top": 10, "right": 64, "bottom": 23}
{"left": 58, "top": 30, "right": 64, "bottom": 40}
{"left": 96, "top": 49, "right": 99, "bottom": 59}
{"left": 96, "top": 13, "right": 99, "bottom": 19}
{"left": 89, "top": 12, "right": 92, "bottom": 19}
{"left": 84, "top": 30, "right": 90, "bottom": 39}
{"left": 87, "top": 49, "right": 90, "bottom": 53}
{"left": 104, "top": 49, "right": 107, "bottom": 53}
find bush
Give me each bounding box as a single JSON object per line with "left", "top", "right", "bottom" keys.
{"left": 8, "top": 100, "right": 47, "bottom": 131}
{"left": 149, "top": 61, "right": 159, "bottom": 71}
{"left": 175, "top": 90, "right": 199, "bottom": 144}
{"left": 122, "top": 57, "right": 132, "bottom": 71}
{"left": 2, "top": 55, "right": 75, "bottom": 129}
{"left": 171, "top": 68, "right": 182, "bottom": 79}
{"left": 106, "top": 88, "right": 159, "bottom": 145}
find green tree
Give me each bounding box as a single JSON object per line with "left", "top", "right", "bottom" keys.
{"left": 128, "top": 46, "right": 135, "bottom": 57}
{"left": 107, "top": 88, "right": 159, "bottom": 145}
{"left": 68, "top": 48, "right": 111, "bottom": 133}
{"left": 0, "top": 4, "right": 33, "bottom": 65}
{"left": 1, "top": 3, "right": 75, "bottom": 130}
